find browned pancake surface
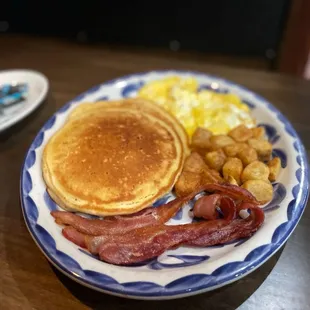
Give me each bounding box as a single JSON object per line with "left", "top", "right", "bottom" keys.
{"left": 43, "top": 106, "right": 184, "bottom": 215}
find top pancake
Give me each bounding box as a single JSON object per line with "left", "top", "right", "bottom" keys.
{"left": 69, "top": 98, "right": 189, "bottom": 152}
{"left": 42, "top": 99, "right": 188, "bottom": 216}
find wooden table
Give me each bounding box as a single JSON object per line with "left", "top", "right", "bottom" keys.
{"left": 1, "top": 35, "right": 309, "bottom": 310}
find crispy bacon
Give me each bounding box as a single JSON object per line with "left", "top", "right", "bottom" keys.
{"left": 97, "top": 204, "right": 264, "bottom": 265}
{"left": 62, "top": 226, "right": 87, "bottom": 248}
{"left": 197, "top": 183, "right": 259, "bottom": 205}
{"left": 51, "top": 194, "right": 190, "bottom": 236}
{"left": 61, "top": 226, "right": 108, "bottom": 254}
{"left": 54, "top": 183, "right": 264, "bottom": 266}
{"left": 62, "top": 195, "right": 237, "bottom": 257}
{"left": 51, "top": 183, "right": 258, "bottom": 236}
{"left": 193, "top": 194, "right": 222, "bottom": 220}
{"left": 188, "top": 204, "right": 264, "bottom": 246}
{"left": 97, "top": 221, "right": 224, "bottom": 264}
{"left": 63, "top": 220, "right": 228, "bottom": 258}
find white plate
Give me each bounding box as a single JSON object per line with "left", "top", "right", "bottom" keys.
{"left": 0, "top": 69, "right": 48, "bottom": 132}
{"left": 20, "top": 70, "right": 309, "bottom": 300}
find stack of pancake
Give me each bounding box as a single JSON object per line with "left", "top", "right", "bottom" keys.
{"left": 42, "top": 98, "right": 189, "bottom": 216}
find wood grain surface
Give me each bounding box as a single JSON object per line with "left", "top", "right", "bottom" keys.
{"left": 0, "top": 35, "right": 309, "bottom": 310}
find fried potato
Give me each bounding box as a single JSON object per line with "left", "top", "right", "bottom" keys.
{"left": 191, "top": 127, "right": 212, "bottom": 150}
{"left": 202, "top": 167, "right": 223, "bottom": 184}
{"left": 222, "top": 157, "right": 243, "bottom": 185}
{"left": 228, "top": 124, "right": 253, "bottom": 142}
{"left": 227, "top": 175, "right": 239, "bottom": 186}
{"left": 241, "top": 160, "right": 269, "bottom": 183}
{"left": 205, "top": 149, "right": 226, "bottom": 171}
{"left": 251, "top": 127, "right": 265, "bottom": 140}
{"left": 238, "top": 147, "right": 258, "bottom": 166}
{"left": 210, "top": 135, "right": 235, "bottom": 150}
{"left": 175, "top": 171, "right": 202, "bottom": 197}
{"left": 183, "top": 152, "right": 206, "bottom": 174}
{"left": 223, "top": 143, "right": 247, "bottom": 157}
{"left": 190, "top": 147, "right": 208, "bottom": 158}
{"left": 241, "top": 179, "right": 273, "bottom": 204}
{"left": 268, "top": 157, "right": 281, "bottom": 182}
{"left": 248, "top": 138, "right": 272, "bottom": 161}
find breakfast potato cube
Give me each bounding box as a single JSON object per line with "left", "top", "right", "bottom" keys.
{"left": 210, "top": 135, "right": 235, "bottom": 150}
{"left": 237, "top": 147, "right": 258, "bottom": 166}
{"left": 205, "top": 149, "right": 226, "bottom": 171}
{"left": 228, "top": 125, "right": 253, "bottom": 142}
{"left": 223, "top": 144, "right": 238, "bottom": 157}
{"left": 191, "top": 127, "right": 212, "bottom": 150}
{"left": 251, "top": 127, "right": 265, "bottom": 140}
{"left": 223, "top": 143, "right": 247, "bottom": 157}
{"left": 242, "top": 179, "right": 273, "bottom": 204}
{"left": 227, "top": 175, "right": 239, "bottom": 186}
{"left": 175, "top": 171, "right": 202, "bottom": 197}
{"left": 241, "top": 160, "right": 269, "bottom": 183}
{"left": 190, "top": 147, "right": 208, "bottom": 158}
{"left": 202, "top": 167, "right": 223, "bottom": 184}
{"left": 268, "top": 157, "right": 281, "bottom": 182}
{"left": 248, "top": 138, "right": 272, "bottom": 161}
{"left": 222, "top": 157, "right": 243, "bottom": 185}
{"left": 183, "top": 152, "right": 206, "bottom": 174}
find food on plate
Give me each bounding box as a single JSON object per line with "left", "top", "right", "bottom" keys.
{"left": 222, "top": 157, "right": 243, "bottom": 185}
{"left": 267, "top": 157, "right": 281, "bottom": 182}
{"left": 52, "top": 184, "right": 264, "bottom": 265}
{"left": 44, "top": 75, "right": 283, "bottom": 267}
{"left": 223, "top": 143, "right": 247, "bottom": 157}
{"left": 137, "top": 76, "right": 255, "bottom": 136}
{"left": 241, "top": 161, "right": 270, "bottom": 183}
{"left": 210, "top": 134, "right": 235, "bottom": 149}
{"left": 247, "top": 138, "right": 272, "bottom": 161}
{"left": 192, "top": 194, "right": 222, "bottom": 220}
{"left": 183, "top": 151, "right": 206, "bottom": 173}
{"left": 137, "top": 76, "right": 281, "bottom": 202}
{"left": 51, "top": 190, "right": 203, "bottom": 236}
{"left": 191, "top": 127, "right": 212, "bottom": 152}
{"left": 227, "top": 175, "right": 239, "bottom": 186}
{"left": 43, "top": 98, "right": 188, "bottom": 216}
{"left": 242, "top": 180, "right": 273, "bottom": 204}
{"left": 228, "top": 124, "right": 253, "bottom": 142}
{"left": 251, "top": 127, "right": 265, "bottom": 140}
{"left": 175, "top": 152, "right": 223, "bottom": 196}
{"left": 68, "top": 98, "right": 189, "bottom": 151}
{"left": 176, "top": 124, "right": 280, "bottom": 204}
{"left": 237, "top": 147, "right": 258, "bottom": 166}
{"left": 205, "top": 149, "right": 226, "bottom": 171}
{"left": 174, "top": 171, "right": 203, "bottom": 197}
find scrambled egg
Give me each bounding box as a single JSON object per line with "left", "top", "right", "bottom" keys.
{"left": 138, "top": 76, "right": 255, "bottom": 137}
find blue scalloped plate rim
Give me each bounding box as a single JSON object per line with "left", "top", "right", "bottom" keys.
{"left": 20, "top": 70, "right": 309, "bottom": 299}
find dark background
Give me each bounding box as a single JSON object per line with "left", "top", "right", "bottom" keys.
{"left": 2, "top": 0, "right": 291, "bottom": 61}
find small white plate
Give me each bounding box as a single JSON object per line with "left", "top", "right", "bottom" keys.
{"left": 0, "top": 69, "right": 48, "bottom": 132}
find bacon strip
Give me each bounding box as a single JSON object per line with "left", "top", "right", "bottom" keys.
{"left": 97, "top": 205, "right": 263, "bottom": 265}
{"left": 51, "top": 195, "right": 190, "bottom": 236}
{"left": 55, "top": 183, "right": 264, "bottom": 265}
{"left": 188, "top": 204, "right": 264, "bottom": 246}
{"left": 193, "top": 194, "right": 221, "bottom": 220}
{"left": 63, "top": 226, "right": 87, "bottom": 248}
{"left": 61, "top": 201, "right": 263, "bottom": 266}
{"left": 62, "top": 195, "right": 237, "bottom": 256}
{"left": 52, "top": 183, "right": 258, "bottom": 236}
{"left": 62, "top": 226, "right": 111, "bottom": 254}
{"left": 197, "top": 183, "right": 259, "bottom": 205}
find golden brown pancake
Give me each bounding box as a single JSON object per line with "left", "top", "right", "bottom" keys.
{"left": 43, "top": 101, "right": 187, "bottom": 216}
{"left": 69, "top": 98, "right": 189, "bottom": 154}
